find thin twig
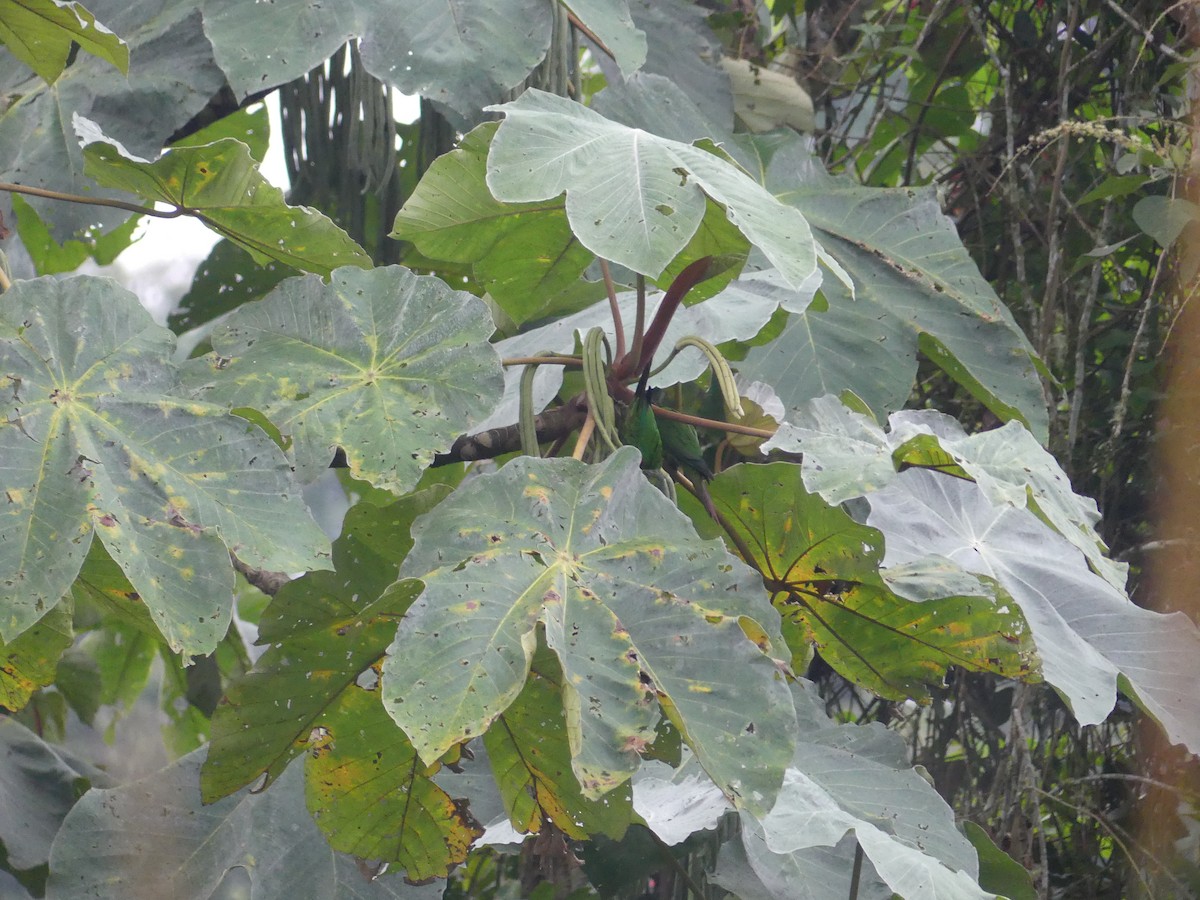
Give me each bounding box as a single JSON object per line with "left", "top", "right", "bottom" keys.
{"left": 1035, "top": 0, "right": 1080, "bottom": 366}
{"left": 572, "top": 412, "right": 596, "bottom": 460}
{"left": 599, "top": 259, "right": 625, "bottom": 361}
{"left": 502, "top": 355, "right": 581, "bottom": 368}
{"left": 652, "top": 404, "right": 774, "bottom": 439}
{"left": 1066, "top": 200, "right": 1114, "bottom": 465}
{"left": 0, "top": 181, "right": 179, "bottom": 218}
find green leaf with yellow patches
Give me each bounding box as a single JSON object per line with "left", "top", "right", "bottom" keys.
{"left": 0, "top": 0, "right": 128, "bottom": 83}
{"left": 381, "top": 448, "right": 796, "bottom": 817}
{"left": 307, "top": 684, "right": 482, "bottom": 880}
{"left": 202, "top": 487, "right": 449, "bottom": 803}
{"left": 0, "top": 275, "right": 331, "bottom": 656}
{"left": 485, "top": 641, "right": 633, "bottom": 839}
{"left": 701, "top": 462, "right": 1036, "bottom": 700}
{"left": 0, "top": 602, "right": 72, "bottom": 711}
{"left": 185, "top": 266, "right": 504, "bottom": 493}
{"left": 76, "top": 116, "right": 370, "bottom": 277}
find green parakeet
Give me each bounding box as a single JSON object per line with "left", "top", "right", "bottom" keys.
{"left": 658, "top": 414, "right": 713, "bottom": 481}
{"left": 621, "top": 367, "right": 663, "bottom": 470}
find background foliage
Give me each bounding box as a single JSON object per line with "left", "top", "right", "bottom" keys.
{"left": 0, "top": 1, "right": 1196, "bottom": 898}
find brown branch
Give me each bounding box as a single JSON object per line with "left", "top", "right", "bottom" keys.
{"left": 231, "top": 554, "right": 290, "bottom": 596}
{"left": 431, "top": 396, "right": 589, "bottom": 466}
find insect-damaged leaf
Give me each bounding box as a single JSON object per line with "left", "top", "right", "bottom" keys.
{"left": 381, "top": 448, "right": 797, "bottom": 817}
{"left": 186, "top": 266, "right": 504, "bottom": 494}
{"left": 0, "top": 276, "right": 330, "bottom": 655}
{"left": 76, "top": 115, "right": 371, "bottom": 277}
{"left": 307, "top": 683, "right": 482, "bottom": 881}
{"left": 484, "top": 641, "right": 634, "bottom": 840}
{"left": 203, "top": 487, "right": 449, "bottom": 802}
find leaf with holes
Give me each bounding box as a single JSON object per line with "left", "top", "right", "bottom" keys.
{"left": 700, "top": 462, "right": 1036, "bottom": 700}
{"left": 486, "top": 89, "right": 817, "bottom": 289}
{"left": 306, "top": 684, "right": 482, "bottom": 880}
{"left": 0, "top": 276, "right": 330, "bottom": 656}
{"left": 185, "top": 266, "right": 503, "bottom": 492}
{"left": 484, "top": 641, "right": 633, "bottom": 839}
{"left": 77, "top": 116, "right": 370, "bottom": 277}
{"left": 202, "top": 487, "right": 448, "bottom": 802}
{"left": 381, "top": 448, "right": 796, "bottom": 817}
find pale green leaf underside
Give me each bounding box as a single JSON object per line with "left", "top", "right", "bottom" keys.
{"left": 46, "top": 747, "right": 442, "bottom": 899}
{"left": 382, "top": 448, "right": 797, "bottom": 816}
{"left": 752, "top": 682, "right": 987, "bottom": 900}
{"left": 770, "top": 400, "right": 1126, "bottom": 590}
{"left": 486, "top": 89, "right": 817, "bottom": 289}
{"left": 187, "top": 266, "right": 504, "bottom": 493}
{"left": 0, "top": 276, "right": 330, "bottom": 654}
{"left": 868, "top": 470, "right": 1200, "bottom": 753}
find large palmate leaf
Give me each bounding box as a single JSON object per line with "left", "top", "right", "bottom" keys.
{"left": 484, "top": 642, "right": 634, "bottom": 840}
{"left": 186, "top": 266, "right": 503, "bottom": 492}
{"left": 476, "top": 271, "right": 786, "bottom": 433}
{"left": 485, "top": 89, "right": 818, "bottom": 289}
{"left": 744, "top": 131, "right": 1048, "bottom": 439}
{"left": 201, "top": 0, "right": 552, "bottom": 116}
{"left": 202, "top": 487, "right": 447, "bottom": 801}
{"left": 0, "top": 0, "right": 224, "bottom": 244}
{"left": 747, "top": 683, "right": 991, "bottom": 900}
{"left": 393, "top": 121, "right": 749, "bottom": 326}
{"left": 77, "top": 118, "right": 370, "bottom": 277}
{"left": 735, "top": 288, "right": 916, "bottom": 421}
{"left": 0, "top": 0, "right": 128, "bottom": 83}
{"left": 696, "top": 463, "right": 1035, "bottom": 699}
{"left": 0, "top": 276, "right": 330, "bottom": 655}
{"left": 391, "top": 123, "right": 599, "bottom": 326}
{"left": 46, "top": 748, "right": 443, "bottom": 900}
{"left": 769, "top": 399, "right": 1127, "bottom": 589}
{"left": 596, "top": 0, "right": 732, "bottom": 133}
{"left": 867, "top": 469, "right": 1200, "bottom": 752}
{"left": 382, "top": 448, "right": 797, "bottom": 816}
{"left": 0, "top": 717, "right": 105, "bottom": 886}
